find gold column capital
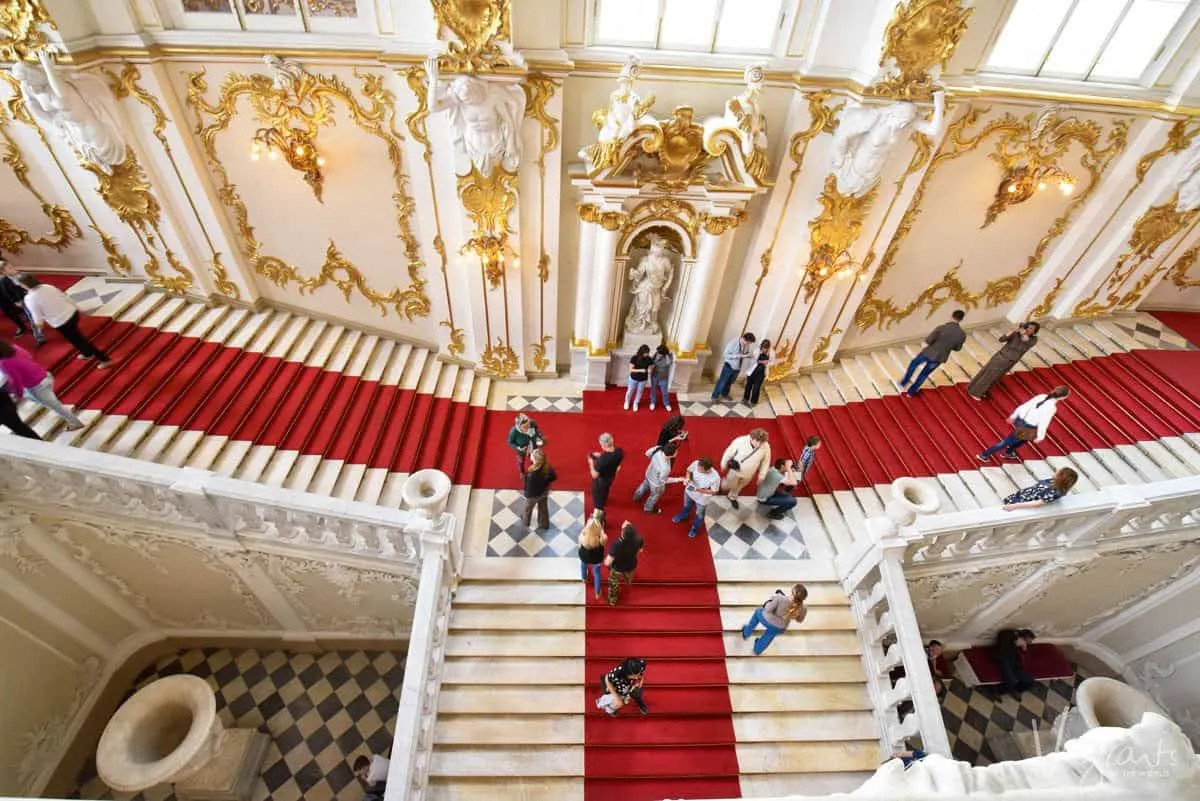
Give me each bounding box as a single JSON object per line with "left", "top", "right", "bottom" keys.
{"left": 697, "top": 209, "right": 747, "bottom": 236}
{"left": 578, "top": 203, "right": 629, "bottom": 232}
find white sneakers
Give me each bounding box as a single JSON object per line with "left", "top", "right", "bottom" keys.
{"left": 623, "top": 402, "right": 630, "bottom": 410}
{"left": 650, "top": 402, "right": 656, "bottom": 410}
{"left": 633, "top": 402, "right": 639, "bottom": 411}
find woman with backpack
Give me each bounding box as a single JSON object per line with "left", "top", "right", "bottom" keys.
{"left": 977, "top": 386, "right": 1069, "bottom": 462}
{"left": 742, "top": 583, "right": 808, "bottom": 655}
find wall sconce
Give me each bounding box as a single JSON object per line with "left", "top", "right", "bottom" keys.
{"left": 803, "top": 243, "right": 865, "bottom": 299}
{"left": 983, "top": 164, "right": 1075, "bottom": 228}
{"left": 250, "top": 126, "right": 326, "bottom": 202}
{"left": 462, "top": 234, "right": 512, "bottom": 290}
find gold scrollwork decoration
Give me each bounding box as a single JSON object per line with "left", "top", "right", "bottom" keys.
{"left": 868, "top": 0, "right": 973, "bottom": 101}
{"left": 82, "top": 152, "right": 195, "bottom": 293}
{"left": 480, "top": 338, "right": 519, "bottom": 378}
{"left": 766, "top": 338, "right": 797, "bottom": 382}
{"left": 1072, "top": 195, "right": 1198, "bottom": 317}
{"left": 209, "top": 252, "right": 240, "bottom": 299}
{"left": 403, "top": 66, "right": 432, "bottom": 156}
{"left": 1167, "top": 243, "right": 1200, "bottom": 288}
{"left": 0, "top": 0, "right": 57, "bottom": 62}
{"left": 431, "top": 0, "right": 516, "bottom": 74}
{"left": 1136, "top": 120, "right": 1197, "bottom": 183}
{"left": 524, "top": 73, "right": 559, "bottom": 290}
{"left": 804, "top": 175, "right": 878, "bottom": 299}
{"left": 458, "top": 164, "right": 517, "bottom": 290}
{"left": 618, "top": 197, "right": 697, "bottom": 254}
{"left": 633, "top": 106, "right": 714, "bottom": 193}
{"left": 812, "top": 327, "right": 843, "bottom": 364}
{"left": 855, "top": 105, "right": 1129, "bottom": 330}
{"left": 440, "top": 320, "right": 466, "bottom": 357}
{"left": 530, "top": 335, "right": 553, "bottom": 372}
{"left": 102, "top": 64, "right": 169, "bottom": 153}
{"left": 697, "top": 210, "right": 747, "bottom": 237}
{"left": 185, "top": 66, "right": 430, "bottom": 320}
{"left": 579, "top": 203, "right": 630, "bottom": 232}
{"left": 95, "top": 226, "right": 132, "bottom": 275}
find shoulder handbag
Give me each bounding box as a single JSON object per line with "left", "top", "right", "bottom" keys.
{"left": 727, "top": 441, "right": 762, "bottom": 472}
{"left": 1013, "top": 421, "right": 1038, "bottom": 441}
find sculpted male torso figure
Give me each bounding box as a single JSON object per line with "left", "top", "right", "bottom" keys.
{"left": 830, "top": 91, "right": 945, "bottom": 197}
{"left": 426, "top": 56, "right": 523, "bottom": 174}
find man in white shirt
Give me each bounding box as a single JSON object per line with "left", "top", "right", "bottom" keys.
{"left": 671, "top": 456, "right": 721, "bottom": 538}
{"left": 353, "top": 753, "right": 389, "bottom": 800}
{"left": 977, "top": 386, "right": 1070, "bottom": 462}
{"left": 632, "top": 441, "right": 677, "bottom": 513}
{"left": 15, "top": 273, "right": 113, "bottom": 367}
{"left": 710, "top": 332, "right": 756, "bottom": 402}
{"left": 720, "top": 427, "right": 772, "bottom": 509}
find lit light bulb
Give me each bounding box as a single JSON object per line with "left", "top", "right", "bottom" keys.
{"left": 316, "top": 156, "right": 326, "bottom": 167}
{"left": 1060, "top": 180, "right": 1074, "bottom": 195}
{"left": 268, "top": 149, "right": 279, "bottom": 161}
{"left": 1006, "top": 183, "right": 1017, "bottom": 194}
{"left": 295, "top": 145, "right": 305, "bottom": 155}
{"left": 250, "top": 150, "right": 260, "bottom": 161}
{"left": 1036, "top": 180, "right": 1046, "bottom": 191}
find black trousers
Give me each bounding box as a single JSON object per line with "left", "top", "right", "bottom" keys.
{"left": 591, "top": 476, "right": 614, "bottom": 511}
{"left": 600, "top": 675, "right": 645, "bottom": 710}
{"left": 743, "top": 368, "right": 766, "bottom": 405}
{"left": 55, "top": 312, "right": 110, "bottom": 361}
{"left": 999, "top": 659, "right": 1035, "bottom": 695}
{"left": 0, "top": 392, "right": 40, "bottom": 439}
{"left": 0, "top": 297, "right": 28, "bottom": 330}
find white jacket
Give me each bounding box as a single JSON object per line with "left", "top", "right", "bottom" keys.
{"left": 643, "top": 445, "right": 673, "bottom": 487}
{"left": 1011, "top": 394, "right": 1059, "bottom": 442}
{"left": 721, "top": 434, "right": 772, "bottom": 482}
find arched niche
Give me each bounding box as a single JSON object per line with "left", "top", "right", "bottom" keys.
{"left": 615, "top": 222, "right": 692, "bottom": 348}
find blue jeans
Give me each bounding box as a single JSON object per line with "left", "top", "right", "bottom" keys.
{"left": 742, "top": 607, "right": 784, "bottom": 655}
{"left": 649, "top": 377, "right": 670, "bottom": 408}
{"left": 671, "top": 494, "right": 707, "bottom": 537}
{"left": 900, "top": 354, "right": 940, "bottom": 395}
{"left": 625, "top": 378, "right": 646, "bottom": 407}
{"left": 761, "top": 490, "right": 797, "bottom": 515}
{"left": 581, "top": 562, "right": 602, "bottom": 596}
{"left": 980, "top": 420, "right": 1032, "bottom": 459}
{"left": 711, "top": 363, "right": 738, "bottom": 400}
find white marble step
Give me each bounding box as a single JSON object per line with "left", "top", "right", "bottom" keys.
{"left": 430, "top": 745, "right": 582, "bottom": 777}
{"left": 438, "top": 687, "right": 582, "bottom": 715}
{"left": 724, "top": 656, "right": 865, "bottom": 684}
{"left": 445, "top": 631, "right": 584, "bottom": 658}
{"left": 443, "top": 657, "right": 584, "bottom": 685}
{"left": 434, "top": 715, "right": 582, "bottom": 745}
{"left": 454, "top": 581, "right": 586, "bottom": 606}
{"left": 739, "top": 773, "right": 875, "bottom": 798}
{"left": 426, "top": 778, "right": 582, "bottom": 801}
{"left": 450, "top": 607, "right": 584, "bottom": 631}
{"left": 737, "top": 741, "right": 880, "bottom": 773}
{"left": 727, "top": 683, "right": 870, "bottom": 712}
{"left": 721, "top": 630, "right": 860, "bottom": 657}
{"left": 732, "top": 710, "right": 876, "bottom": 741}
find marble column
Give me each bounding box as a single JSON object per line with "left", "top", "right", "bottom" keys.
{"left": 573, "top": 216, "right": 599, "bottom": 345}
{"left": 587, "top": 221, "right": 622, "bottom": 354}
{"left": 675, "top": 221, "right": 737, "bottom": 357}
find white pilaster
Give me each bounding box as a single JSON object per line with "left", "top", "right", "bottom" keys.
{"left": 573, "top": 216, "right": 599, "bottom": 344}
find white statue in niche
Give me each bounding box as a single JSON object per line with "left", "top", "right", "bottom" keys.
{"left": 624, "top": 236, "right": 676, "bottom": 337}
{"left": 13, "top": 52, "right": 126, "bottom": 173}
{"left": 425, "top": 56, "right": 525, "bottom": 174}
{"left": 580, "top": 55, "right": 657, "bottom": 167}
{"left": 830, "top": 90, "right": 946, "bottom": 197}
{"left": 1175, "top": 135, "right": 1200, "bottom": 212}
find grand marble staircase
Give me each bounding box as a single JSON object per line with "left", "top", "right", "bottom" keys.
{"left": 764, "top": 314, "right": 1200, "bottom": 564}
{"left": 7, "top": 281, "right": 491, "bottom": 505}
{"left": 427, "top": 557, "right": 881, "bottom": 801}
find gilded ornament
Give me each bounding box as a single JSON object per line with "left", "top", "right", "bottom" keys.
{"left": 618, "top": 197, "right": 697, "bottom": 254}
{"left": 523, "top": 74, "right": 559, "bottom": 164}
{"left": 209, "top": 252, "right": 240, "bottom": 299}
{"left": 431, "top": 0, "right": 517, "bottom": 74}
{"left": 1168, "top": 243, "right": 1200, "bottom": 288}
{"left": 480, "top": 338, "right": 519, "bottom": 377}
{"left": 868, "top": 0, "right": 973, "bottom": 101}
{"left": 698, "top": 210, "right": 746, "bottom": 237}
{"left": 457, "top": 165, "right": 517, "bottom": 290}
{"left": 102, "top": 64, "right": 169, "bottom": 154}
{"left": 578, "top": 203, "right": 629, "bottom": 232}
{"left": 186, "top": 66, "right": 430, "bottom": 320}
{"left": 766, "top": 338, "right": 797, "bottom": 382}
{"left": 803, "top": 174, "right": 878, "bottom": 299}
{"left": 440, "top": 320, "right": 466, "bottom": 356}
{"left": 1072, "top": 195, "right": 1197, "bottom": 317}
{"left": 81, "top": 152, "right": 195, "bottom": 293}
{"left": 0, "top": 0, "right": 57, "bottom": 62}
{"left": 530, "top": 335, "right": 553, "bottom": 372}
{"left": 1032, "top": 120, "right": 1196, "bottom": 317}
{"left": 855, "top": 105, "right": 1128, "bottom": 330}
{"left": 632, "top": 106, "right": 715, "bottom": 192}
{"left": 94, "top": 226, "right": 131, "bottom": 275}
{"left": 0, "top": 118, "right": 80, "bottom": 252}
{"left": 403, "top": 66, "right": 432, "bottom": 156}
{"left": 811, "top": 328, "right": 843, "bottom": 364}
{"left": 980, "top": 107, "right": 1082, "bottom": 228}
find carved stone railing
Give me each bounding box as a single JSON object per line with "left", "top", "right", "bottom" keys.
{"left": 903, "top": 476, "right": 1200, "bottom": 569}
{"left": 0, "top": 437, "right": 445, "bottom": 567}
{"left": 842, "top": 524, "right": 952, "bottom": 760}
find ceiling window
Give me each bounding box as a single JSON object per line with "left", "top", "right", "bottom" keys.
{"left": 985, "top": 0, "right": 1192, "bottom": 83}
{"left": 593, "top": 0, "right": 784, "bottom": 54}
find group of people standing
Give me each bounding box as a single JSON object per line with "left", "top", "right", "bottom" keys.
{"left": 710, "top": 332, "right": 774, "bottom": 406}
{"left": 0, "top": 257, "right": 115, "bottom": 440}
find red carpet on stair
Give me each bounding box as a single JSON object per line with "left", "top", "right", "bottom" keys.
{"left": 1148, "top": 310, "right": 1200, "bottom": 349}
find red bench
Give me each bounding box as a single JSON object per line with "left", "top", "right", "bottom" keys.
{"left": 956, "top": 643, "right": 1074, "bottom": 687}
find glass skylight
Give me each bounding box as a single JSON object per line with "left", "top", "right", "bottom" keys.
{"left": 593, "top": 0, "right": 783, "bottom": 54}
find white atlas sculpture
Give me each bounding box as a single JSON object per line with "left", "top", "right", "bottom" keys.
{"left": 830, "top": 91, "right": 946, "bottom": 197}
{"left": 13, "top": 51, "right": 126, "bottom": 173}
{"left": 624, "top": 236, "right": 675, "bottom": 337}
{"left": 96, "top": 675, "right": 268, "bottom": 800}
{"left": 425, "top": 55, "right": 524, "bottom": 174}
{"left": 581, "top": 55, "right": 658, "bottom": 168}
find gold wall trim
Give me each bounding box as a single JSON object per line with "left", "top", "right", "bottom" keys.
{"left": 1030, "top": 120, "right": 1198, "bottom": 317}
{"left": 530, "top": 334, "right": 553, "bottom": 372}
{"left": 523, "top": 73, "right": 560, "bottom": 375}
{"left": 103, "top": 62, "right": 230, "bottom": 297}
{"left": 0, "top": 99, "right": 81, "bottom": 254}
{"left": 185, "top": 65, "right": 430, "bottom": 320}
{"left": 854, "top": 105, "right": 1129, "bottom": 331}
{"left": 439, "top": 320, "right": 465, "bottom": 357}
{"left": 1167, "top": 240, "right": 1200, "bottom": 289}
{"left": 741, "top": 90, "right": 841, "bottom": 334}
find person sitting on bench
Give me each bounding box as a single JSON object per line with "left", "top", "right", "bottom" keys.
{"left": 993, "top": 628, "right": 1037, "bottom": 699}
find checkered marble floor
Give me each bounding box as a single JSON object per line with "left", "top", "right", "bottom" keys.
{"left": 940, "top": 663, "right": 1086, "bottom": 766}
{"left": 486, "top": 490, "right": 586, "bottom": 557}
{"left": 1120, "top": 315, "right": 1197, "bottom": 350}
{"left": 71, "top": 647, "right": 403, "bottom": 801}
{"left": 506, "top": 395, "right": 583, "bottom": 414}
{"left": 676, "top": 398, "right": 763, "bottom": 418}
{"left": 703, "top": 499, "right": 809, "bottom": 560}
